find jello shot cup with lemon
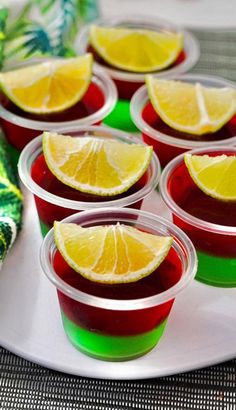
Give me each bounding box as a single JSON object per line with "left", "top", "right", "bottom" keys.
{"left": 0, "top": 55, "right": 117, "bottom": 160}
{"left": 76, "top": 16, "right": 199, "bottom": 131}
{"left": 40, "top": 207, "right": 197, "bottom": 361}
{"left": 160, "top": 146, "right": 236, "bottom": 287}
{"left": 18, "top": 125, "right": 160, "bottom": 237}
{"left": 131, "top": 74, "right": 236, "bottom": 167}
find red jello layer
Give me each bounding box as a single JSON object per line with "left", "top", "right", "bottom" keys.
{"left": 31, "top": 154, "right": 147, "bottom": 227}
{"left": 0, "top": 82, "right": 105, "bottom": 151}
{"left": 54, "top": 246, "right": 182, "bottom": 335}
{"left": 168, "top": 154, "right": 236, "bottom": 257}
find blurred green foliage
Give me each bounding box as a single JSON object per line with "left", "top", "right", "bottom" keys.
{"left": 0, "top": 0, "right": 99, "bottom": 68}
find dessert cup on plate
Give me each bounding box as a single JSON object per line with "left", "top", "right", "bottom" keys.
{"left": 130, "top": 74, "right": 236, "bottom": 167}
{"left": 40, "top": 207, "right": 197, "bottom": 361}
{"left": 18, "top": 125, "right": 161, "bottom": 236}
{"left": 76, "top": 15, "right": 199, "bottom": 131}
{"left": 0, "top": 61, "right": 117, "bottom": 160}
{"left": 160, "top": 146, "right": 236, "bottom": 287}
{"left": 76, "top": 15, "right": 200, "bottom": 99}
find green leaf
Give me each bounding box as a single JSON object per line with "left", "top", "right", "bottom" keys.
{"left": 34, "top": 0, "right": 56, "bottom": 14}
{"left": 24, "top": 26, "right": 52, "bottom": 55}
{"left": 78, "top": 0, "right": 100, "bottom": 22}
{"left": 6, "top": 3, "right": 32, "bottom": 39}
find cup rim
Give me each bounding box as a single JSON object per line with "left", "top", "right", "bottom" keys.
{"left": 40, "top": 207, "right": 197, "bottom": 310}
{"left": 18, "top": 125, "right": 161, "bottom": 210}
{"left": 75, "top": 14, "right": 200, "bottom": 82}
{"left": 0, "top": 65, "right": 117, "bottom": 130}
{"left": 130, "top": 73, "right": 236, "bottom": 149}
{"left": 160, "top": 145, "right": 236, "bottom": 234}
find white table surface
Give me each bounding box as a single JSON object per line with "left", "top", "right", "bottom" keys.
{"left": 100, "top": 0, "right": 236, "bottom": 29}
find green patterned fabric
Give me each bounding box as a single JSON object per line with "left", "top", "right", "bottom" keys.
{"left": 1, "top": 0, "right": 99, "bottom": 68}
{"left": 0, "top": 138, "right": 23, "bottom": 269}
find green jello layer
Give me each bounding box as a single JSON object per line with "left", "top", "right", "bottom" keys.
{"left": 103, "top": 99, "right": 138, "bottom": 132}
{"left": 61, "top": 312, "right": 168, "bottom": 361}
{"left": 39, "top": 218, "right": 51, "bottom": 237}
{"left": 196, "top": 249, "right": 236, "bottom": 287}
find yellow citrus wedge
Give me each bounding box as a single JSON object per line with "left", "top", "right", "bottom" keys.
{"left": 43, "top": 132, "right": 153, "bottom": 196}
{"left": 146, "top": 76, "right": 236, "bottom": 135}
{"left": 184, "top": 153, "right": 236, "bottom": 201}
{"left": 0, "top": 54, "right": 93, "bottom": 113}
{"left": 54, "top": 221, "right": 173, "bottom": 283}
{"left": 90, "top": 25, "right": 183, "bottom": 73}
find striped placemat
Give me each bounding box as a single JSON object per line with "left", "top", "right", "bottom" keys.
{"left": 191, "top": 29, "right": 236, "bottom": 81}
{"left": 0, "top": 347, "right": 235, "bottom": 409}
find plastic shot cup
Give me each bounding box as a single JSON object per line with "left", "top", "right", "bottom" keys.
{"left": 76, "top": 15, "right": 199, "bottom": 99}
{"left": 131, "top": 74, "right": 236, "bottom": 168}
{"left": 40, "top": 207, "right": 197, "bottom": 361}
{"left": 160, "top": 146, "right": 236, "bottom": 287}
{"left": 18, "top": 125, "right": 161, "bottom": 237}
{"left": 0, "top": 61, "right": 117, "bottom": 161}
{"left": 75, "top": 15, "right": 199, "bottom": 132}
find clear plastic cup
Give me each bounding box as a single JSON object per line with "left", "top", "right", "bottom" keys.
{"left": 160, "top": 145, "right": 236, "bottom": 287}
{"left": 40, "top": 207, "right": 197, "bottom": 361}
{"left": 75, "top": 15, "right": 200, "bottom": 100}
{"left": 130, "top": 74, "right": 236, "bottom": 167}
{"left": 0, "top": 61, "right": 117, "bottom": 159}
{"left": 18, "top": 125, "right": 161, "bottom": 237}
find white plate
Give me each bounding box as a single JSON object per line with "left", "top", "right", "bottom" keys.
{"left": 0, "top": 189, "right": 236, "bottom": 380}
{"left": 100, "top": 0, "right": 236, "bottom": 29}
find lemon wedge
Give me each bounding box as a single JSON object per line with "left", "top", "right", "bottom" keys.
{"left": 43, "top": 132, "right": 153, "bottom": 196}
{"left": 90, "top": 25, "right": 183, "bottom": 72}
{"left": 0, "top": 55, "right": 93, "bottom": 113}
{"left": 54, "top": 221, "right": 173, "bottom": 283}
{"left": 184, "top": 153, "right": 236, "bottom": 201}
{"left": 146, "top": 76, "right": 236, "bottom": 135}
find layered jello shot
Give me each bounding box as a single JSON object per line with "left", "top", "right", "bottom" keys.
{"left": 160, "top": 146, "right": 236, "bottom": 287}
{"left": 0, "top": 55, "right": 117, "bottom": 159}
{"left": 131, "top": 74, "right": 236, "bottom": 167}
{"left": 76, "top": 16, "right": 199, "bottom": 131}
{"left": 40, "top": 207, "right": 197, "bottom": 361}
{"left": 18, "top": 125, "right": 160, "bottom": 237}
